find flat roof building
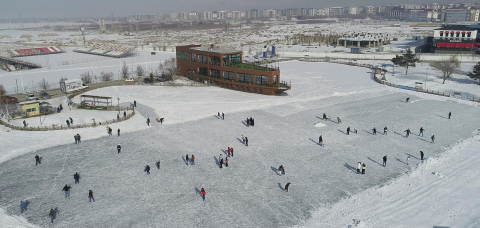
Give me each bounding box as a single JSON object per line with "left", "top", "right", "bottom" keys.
{"left": 176, "top": 45, "right": 290, "bottom": 95}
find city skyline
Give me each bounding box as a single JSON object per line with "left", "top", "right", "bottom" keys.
{"left": 0, "top": 0, "right": 466, "bottom": 19}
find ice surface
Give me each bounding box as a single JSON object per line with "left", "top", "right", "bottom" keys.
{"left": 1, "top": 61, "right": 479, "bottom": 227}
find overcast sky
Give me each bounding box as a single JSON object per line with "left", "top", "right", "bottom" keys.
{"left": 1, "top": 0, "right": 454, "bottom": 19}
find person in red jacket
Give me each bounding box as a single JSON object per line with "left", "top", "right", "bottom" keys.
{"left": 200, "top": 188, "right": 206, "bottom": 201}
{"left": 191, "top": 155, "right": 195, "bottom": 165}
{"left": 227, "top": 147, "right": 231, "bottom": 156}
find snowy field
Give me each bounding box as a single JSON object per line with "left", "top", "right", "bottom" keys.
{"left": 1, "top": 61, "right": 480, "bottom": 227}
{"left": 0, "top": 50, "right": 175, "bottom": 94}
{"left": 359, "top": 60, "right": 480, "bottom": 98}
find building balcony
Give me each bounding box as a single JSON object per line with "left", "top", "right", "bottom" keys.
{"left": 224, "top": 63, "right": 276, "bottom": 72}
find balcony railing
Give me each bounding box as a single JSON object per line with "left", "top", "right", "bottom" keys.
{"left": 225, "top": 63, "right": 276, "bottom": 72}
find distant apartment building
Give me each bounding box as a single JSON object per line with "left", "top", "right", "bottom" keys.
{"left": 247, "top": 9, "right": 259, "bottom": 18}
{"left": 389, "top": 8, "right": 403, "bottom": 18}
{"left": 469, "top": 9, "right": 480, "bottom": 22}
{"left": 200, "top": 12, "right": 213, "bottom": 20}
{"left": 329, "top": 7, "right": 344, "bottom": 16}
{"left": 442, "top": 8, "right": 470, "bottom": 23}
{"left": 177, "top": 12, "right": 188, "bottom": 20}
{"left": 135, "top": 14, "right": 161, "bottom": 21}
{"left": 217, "top": 11, "right": 227, "bottom": 19}
{"left": 402, "top": 10, "right": 438, "bottom": 22}
{"left": 348, "top": 7, "right": 359, "bottom": 15}
{"left": 231, "top": 11, "right": 242, "bottom": 19}
{"left": 307, "top": 8, "right": 316, "bottom": 17}
{"left": 261, "top": 9, "right": 276, "bottom": 18}
{"left": 363, "top": 6, "right": 376, "bottom": 14}
{"left": 317, "top": 8, "right": 329, "bottom": 16}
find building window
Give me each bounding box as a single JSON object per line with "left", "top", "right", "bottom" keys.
{"left": 198, "top": 54, "right": 208, "bottom": 64}
{"left": 462, "top": 33, "right": 465, "bottom": 37}
{"left": 273, "top": 76, "right": 278, "bottom": 85}
{"left": 199, "top": 67, "right": 208, "bottom": 76}
{"left": 209, "top": 56, "right": 220, "bottom": 66}
{"left": 223, "top": 71, "right": 235, "bottom": 80}
{"left": 176, "top": 51, "right": 189, "bottom": 60}
{"left": 191, "top": 53, "right": 197, "bottom": 62}
{"left": 27, "top": 108, "right": 37, "bottom": 112}
{"left": 244, "top": 74, "right": 252, "bottom": 83}
{"left": 210, "top": 69, "right": 220, "bottom": 78}
{"left": 456, "top": 33, "right": 459, "bottom": 37}
{"left": 440, "top": 33, "right": 443, "bottom": 37}
{"left": 468, "top": 33, "right": 471, "bottom": 38}
{"left": 247, "top": 87, "right": 250, "bottom": 91}
{"left": 223, "top": 54, "right": 241, "bottom": 66}
{"left": 255, "top": 75, "right": 269, "bottom": 85}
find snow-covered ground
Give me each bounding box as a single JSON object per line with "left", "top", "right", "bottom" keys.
{"left": 362, "top": 60, "right": 480, "bottom": 98}
{"left": 1, "top": 60, "right": 480, "bottom": 227}
{"left": 303, "top": 133, "right": 480, "bottom": 228}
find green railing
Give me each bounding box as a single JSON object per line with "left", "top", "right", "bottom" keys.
{"left": 226, "top": 63, "right": 275, "bottom": 72}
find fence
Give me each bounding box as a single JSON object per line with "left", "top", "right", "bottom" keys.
{"left": 373, "top": 73, "right": 480, "bottom": 102}
{"left": 57, "top": 56, "right": 112, "bottom": 66}
{"left": 0, "top": 111, "right": 135, "bottom": 131}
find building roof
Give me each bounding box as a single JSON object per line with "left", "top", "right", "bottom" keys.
{"left": 19, "top": 100, "right": 40, "bottom": 105}
{"left": 435, "top": 25, "right": 477, "bottom": 31}
{"left": 190, "top": 46, "right": 241, "bottom": 54}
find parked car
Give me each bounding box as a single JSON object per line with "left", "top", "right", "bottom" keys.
{"left": 143, "top": 77, "right": 151, "bottom": 83}
{"left": 82, "top": 83, "right": 89, "bottom": 89}
{"left": 39, "top": 92, "right": 51, "bottom": 99}
{"left": 156, "top": 76, "right": 165, "bottom": 82}
{"left": 1, "top": 95, "right": 18, "bottom": 103}
{"left": 26, "top": 93, "right": 38, "bottom": 101}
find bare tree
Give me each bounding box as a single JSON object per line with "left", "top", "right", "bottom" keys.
{"left": 158, "top": 57, "right": 179, "bottom": 82}
{"left": 80, "top": 71, "right": 93, "bottom": 84}
{"left": 121, "top": 61, "right": 129, "bottom": 79}
{"left": 37, "top": 78, "right": 50, "bottom": 91}
{"left": 136, "top": 65, "right": 145, "bottom": 77}
{"left": 0, "top": 84, "right": 10, "bottom": 119}
{"left": 59, "top": 77, "right": 68, "bottom": 83}
{"left": 100, "top": 71, "right": 114, "bottom": 82}
{"left": 431, "top": 56, "right": 460, "bottom": 84}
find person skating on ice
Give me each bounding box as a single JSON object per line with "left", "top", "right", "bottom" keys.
{"left": 419, "top": 127, "right": 424, "bottom": 136}
{"left": 285, "top": 183, "right": 291, "bottom": 192}
{"left": 420, "top": 151, "right": 424, "bottom": 161}
{"left": 278, "top": 165, "right": 285, "bottom": 175}
{"left": 62, "top": 184, "right": 72, "bottom": 198}
{"left": 431, "top": 135, "right": 435, "bottom": 143}
{"left": 347, "top": 126, "right": 350, "bottom": 135}
{"left": 372, "top": 127, "right": 377, "bottom": 135}
{"left": 74, "top": 172, "right": 80, "bottom": 184}
{"left": 404, "top": 129, "right": 411, "bottom": 138}
{"left": 117, "top": 144, "right": 121, "bottom": 154}
{"left": 35, "top": 154, "right": 40, "bottom": 166}
{"left": 357, "top": 162, "right": 362, "bottom": 174}
{"left": 362, "top": 163, "right": 366, "bottom": 174}
{"left": 88, "top": 190, "right": 95, "bottom": 202}
{"left": 384, "top": 126, "right": 388, "bottom": 135}
{"left": 200, "top": 188, "right": 206, "bottom": 201}
{"left": 337, "top": 117, "right": 341, "bottom": 124}
{"left": 448, "top": 111, "right": 451, "bottom": 119}
{"left": 383, "top": 155, "right": 387, "bottom": 167}
{"left": 145, "top": 165, "right": 150, "bottom": 174}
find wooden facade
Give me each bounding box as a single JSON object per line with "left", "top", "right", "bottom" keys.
{"left": 176, "top": 45, "right": 290, "bottom": 95}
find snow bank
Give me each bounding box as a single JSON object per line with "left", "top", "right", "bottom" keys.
{"left": 303, "top": 134, "right": 480, "bottom": 228}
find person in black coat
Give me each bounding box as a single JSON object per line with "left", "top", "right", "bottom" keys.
{"left": 88, "top": 190, "right": 95, "bottom": 202}
{"left": 35, "top": 154, "right": 40, "bottom": 166}
{"left": 448, "top": 111, "right": 451, "bottom": 119}
{"left": 278, "top": 165, "right": 285, "bottom": 175}
{"left": 384, "top": 127, "right": 388, "bottom": 135}
{"left": 372, "top": 127, "right": 376, "bottom": 135}
{"left": 117, "top": 145, "right": 121, "bottom": 153}
{"left": 319, "top": 135, "right": 323, "bottom": 146}
{"left": 74, "top": 172, "right": 80, "bottom": 184}
{"left": 74, "top": 134, "right": 78, "bottom": 144}
{"left": 145, "top": 165, "right": 150, "bottom": 174}
{"left": 285, "top": 183, "right": 291, "bottom": 192}
{"left": 66, "top": 119, "right": 70, "bottom": 127}
{"left": 347, "top": 126, "right": 350, "bottom": 135}
{"left": 383, "top": 155, "right": 387, "bottom": 167}
{"left": 404, "top": 129, "right": 411, "bottom": 138}
{"left": 420, "top": 151, "right": 424, "bottom": 160}
{"left": 245, "top": 137, "right": 248, "bottom": 146}
{"left": 62, "top": 184, "right": 72, "bottom": 197}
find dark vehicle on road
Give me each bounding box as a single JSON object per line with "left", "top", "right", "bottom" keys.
{"left": 1, "top": 95, "right": 18, "bottom": 103}
{"left": 40, "top": 92, "right": 51, "bottom": 99}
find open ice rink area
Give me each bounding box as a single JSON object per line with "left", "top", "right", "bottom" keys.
{"left": 1, "top": 61, "right": 480, "bottom": 227}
